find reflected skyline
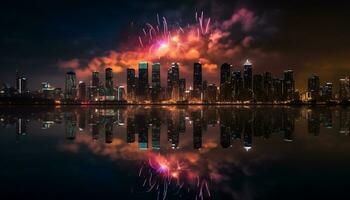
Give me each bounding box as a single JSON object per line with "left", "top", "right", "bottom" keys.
{"left": 1, "top": 106, "right": 350, "bottom": 199}
{"left": 2, "top": 106, "right": 349, "bottom": 148}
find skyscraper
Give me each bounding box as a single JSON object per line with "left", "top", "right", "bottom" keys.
{"left": 117, "top": 86, "right": 126, "bottom": 101}
{"left": 179, "top": 78, "right": 186, "bottom": 101}
{"left": 322, "top": 82, "right": 333, "bottom": 101}
{"left": 206, "top": 84, "right": 218, "bottom": 103}
{"left": 138, "top": 62, "right": 149, "bottom": 101}
{"left": 253, "top": 74, "right": 264, "bottom": 102}
{"left": 167, "top": 63, "right": 180, "bottom": 101}
{"left": 88, "top": 71, "right": 100, "bottom": 101}
{"left": 78, "top": 81, "right": 86, "bottom": 101}
{"left": 105, "top": 67, "right": 114, "bottom": 97}
{"left": 151, "top": 62, "right": 161, "bottom": 101}
{"left": 171, "top": 63, "right": 180, "bottom": 100}
{"left": 92, "top": 71, "right": 99, "bottom": 87}
{"left": 339, "top": 77, "right": 350, "bottom": 101}
{"left": 308, "top": 75, "right": 320, "bottom": 101}
{"left": 220, "top": 63, "right": 231, "bottom": 101}
{"left": 243, "top": 59, "right": 253, "bottom": 90}
{"left": 127, "top": 68, "right": 136, "bottom": 101}
{"left": 65, "top": 71, "right": 77, "bottom": 100}
{"left": 263, "top": 72, "right": 273, "bottom": 102}
{"left": 15, "top": 71, "right": 27, "bottom": 94}
{"left": 283, "top": 70, "right": 295, "bottom": 101}
{"left": 193, "top": 62, "right": 202, "bottom": 100}
{"left": 232, "top": 71, "right": 243, "bottom": 101}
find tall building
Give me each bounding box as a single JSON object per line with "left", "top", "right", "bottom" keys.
{"left": 151, "top": 62, "right": 161, "bottom": 101}
{"left": 253, "top": 74, "right": 264, "bottom": 102}
{"left": 206, "top": 84, "right": 218, "bottom": 103}
{"left": 127, "top": 68, "right": 136, "bottom": 101}
{"left": 220, "top": 63, "right": 232, "bottom": 101}
{"left": 92, "top": 71, "right": 99, "bottom": 87}
{"left": 283, "top": 70, "right": 295, "bottom": 101}
{"left": 273, "top": 78, "right": 283, "bottom": 102}
{"left": 308, "top": 75, "right": 320, "bottom": 101}
{"left": 15, "top": 71, "right": 27, "bottom": 94}
{"left": 232, "top": 71, "right": 243, "bottom": 101}
{"left": 167, "top": 68, "right": 173, "bottom": 100}
{"left": 105, "top": 68, "right": 114, "bottom": 97}
{"left": 179, "top": 78, "right": 186, "bottom": 101}
{"left": 65, "top": 71, "right": 77, "bottom": 100}
{"left": 117, "top": 86, "right": 126, "bottom": 101}
{"left": 167, "top": 63, "right": 180, "bottom": 101}
{"left": 243, "top": 59, "right": 253, "bottom": 90}
{"left": 339, "top": 77, "right": 350, "bottom": 101}
{"left": 138, "top": 62, "right": 149, "bottom": 101}
{"left": 88, "top": 71, "right": 99, "bottom": 101}
{"left": 322, "top": 82, "right": 333, "bottom": 101}
{"left": 78, "top": 81, "right": 86, "bottom": 101}
{"left": 193, "top": 62, "right": 202, "bottom": 100}
{"left": 263, "top": 72, "right": 273, "bottom": 102}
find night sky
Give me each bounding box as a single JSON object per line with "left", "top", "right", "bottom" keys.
{"left": 1, "top": 0, "right": 349, "bottom": 90}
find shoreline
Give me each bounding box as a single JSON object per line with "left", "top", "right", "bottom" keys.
{"left": 0, "top": 102, "right": 347, "bottom": 106}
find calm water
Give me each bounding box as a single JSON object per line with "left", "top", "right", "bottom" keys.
{"left": 0, "top": 106, "right": 349, "bottom": 199}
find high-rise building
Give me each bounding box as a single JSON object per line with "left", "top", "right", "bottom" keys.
{"left": 167, "top": 63, "right": 180, "bottom": 101}
{"left": 65, "top": 71, "right": 77, "bottom": 100}
{"left": 117, "top": 86, "right": 126, "bottom": 101}
{"left": 167, "top": 68, "right": 173, "bottom": 100}
{"left": 272, "top": 78, "right": 283, "bottom": 102}
{"left": 78, "top": 81, "right": 86, "bottom": 101}
{"left": 138, "top": 62, "right": 149, "bottom": 101}
{"left": 220, "top": 63, "right": 232, "bottom": 101}
{"left": 105, "top": 68, "right": 114, "bottom": 97}
{"left": 283, "top": 70, "right": 295, "bottom": 101}
{"left": 232, "top": 71, "right": 243, "bottom": 101}
{"left": 127, "top": 68, "right": 136, "bottom": 101}
{"left": 339, "top": 77, "right": 350, "bottom": 101}
{"left": 92, "top": 71, "right": 99, "bottom": 87}
{"left": 206, "top": 84, "right": 218, "bottom": 103}
{"left": 193, "top": 62, "right": 202, "bottom": 100}
{"left": 151, "top": 62, "right": 161, "bottom": 101}
{"left": 263, "top": 72, "right": 273, "bottom": 102}
{"left": 243, "top": 59, "right": 253, "bottom": 90}
{"left": 192, "top": 111, "right": 202, "bottom": 149}
{"left": 179, "top": 78, "right": 186, "bottom": 101}
{"left": 308, "top": 75, "right": 320, "bottom": 101}
{"left": 253, "top": 74, "right": 264, "bottom": 102}
{"left": 322, "top": 82, "right": 333, "bottom": 101}
{"left": 15, "top": 71, "right": 27, "bottom": 94}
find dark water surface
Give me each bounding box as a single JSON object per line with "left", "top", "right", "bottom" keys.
{"left": 0, "top": 106, "right": 349, "bottom": 199}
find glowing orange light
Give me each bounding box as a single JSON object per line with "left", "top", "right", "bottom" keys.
{"left": 171, "top": 172, "right": 179, "bottom": 178}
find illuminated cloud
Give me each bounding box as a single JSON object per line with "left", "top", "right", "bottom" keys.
{"left": 57, "top": 8, "right": 277, "bottom": 86}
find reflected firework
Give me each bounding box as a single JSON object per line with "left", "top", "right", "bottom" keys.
{"left": 138, "top": 153, "right": 211, "bottom": 200}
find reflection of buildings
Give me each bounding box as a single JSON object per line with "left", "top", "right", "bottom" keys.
{"left": 16, "top": 118, "right": 27, "bottom": 136}
{"left": 192, "top": 110, "right": 202, "bottom": 149}
{"left": 136, "top": 113, "right": 148, "bottom": 150}
{"left": 3, "top": 107, "right": 350, "bottom": 148}
{"left": 64, "top": 112, "right": 77, "bottom": 140}
{"left": 307, "top": 110, "right": 320, "bottom": 136}
{"left": 127, "top": 117, "right": 136, "bottom": 143}
{"left": 339, "top": 109, "right": 350, "bottom": 135}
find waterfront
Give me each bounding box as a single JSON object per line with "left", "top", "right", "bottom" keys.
{"left": 0, "top": 106, "right": 349, "bottom": 199}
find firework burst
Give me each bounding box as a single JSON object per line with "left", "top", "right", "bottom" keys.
{"left": 138, "top": 12, "right": 212, "bottom": 60}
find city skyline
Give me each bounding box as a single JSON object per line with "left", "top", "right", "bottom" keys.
{"left": 2, "top": 59, "right": 350, "bottom": 104}
{"left": 1, "top": 1, "right": 350, "bottom": 200}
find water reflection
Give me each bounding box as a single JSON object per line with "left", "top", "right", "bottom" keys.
{"left": 2, "top": 106, "right": 349, "bottom": 147}
{"left": 0, "top": 106, "right": 350, "bottom": 199}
